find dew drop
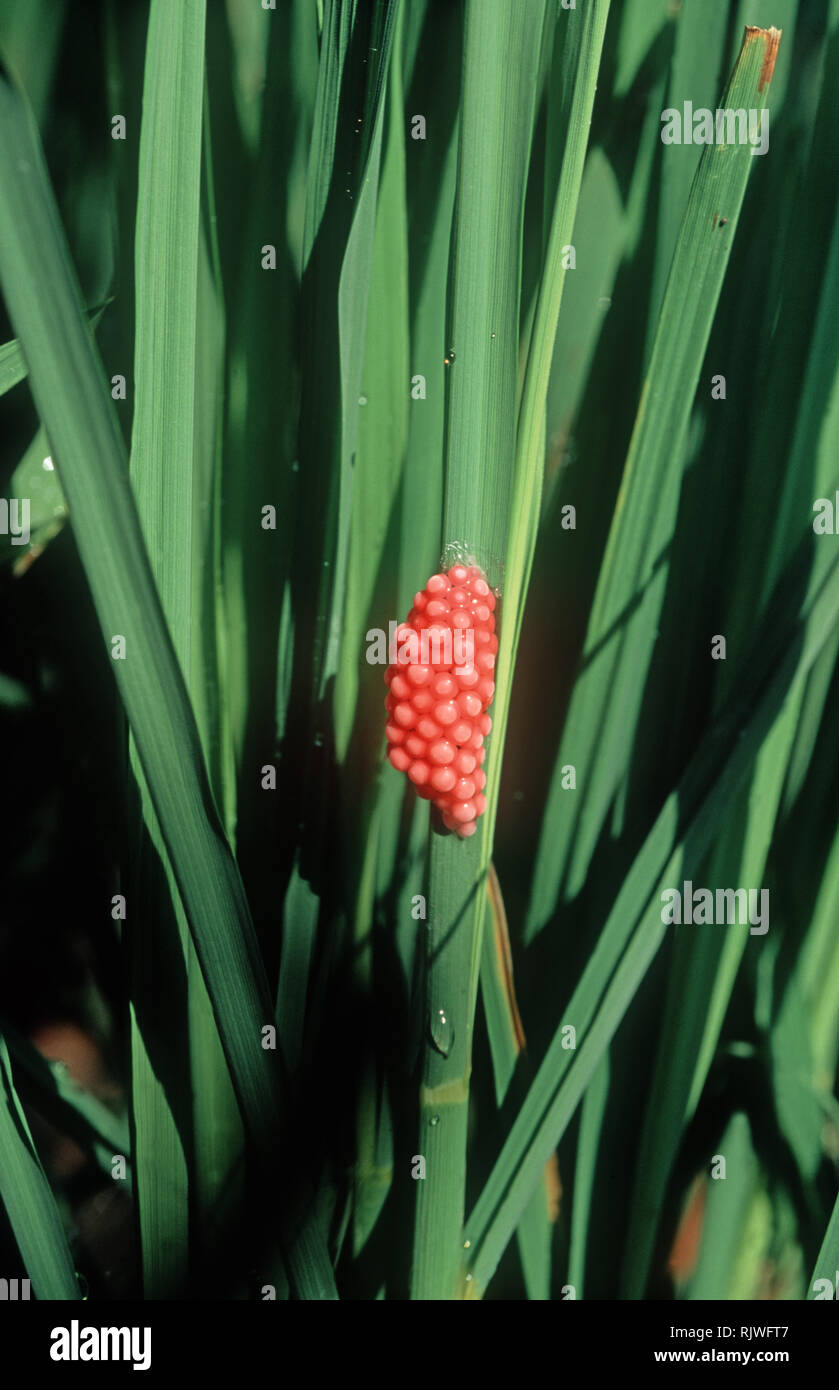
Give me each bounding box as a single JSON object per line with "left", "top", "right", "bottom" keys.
{"left": 429, "top": 1114, "right": 440, "bottom": 1127}
{"left": 463, "top": 1239, "right": 471, "bottom": 1249}
{"left": 42, "top": 456, "right": 54, "bottom": 471}
{"left": 358, "top": 394, "right": 368, "bottom": 406}
{"left": 75, "top": 1271, "right": 90, "bottom": 1300}
{"left": 291, "top": 460, "right": 300, "bottom": 472}
{"left": 430, "top": 1006, "right": 454, "bottom": 1057}
{"left": 313, "top": 732, "right": 324, "bottom": 748}
{"left": 444, "top": 350, "right": 455, "bottom": 366}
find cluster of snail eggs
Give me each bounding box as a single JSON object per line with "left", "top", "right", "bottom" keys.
{"left": 384, "top": 563, "right": 497, "bottom": 838}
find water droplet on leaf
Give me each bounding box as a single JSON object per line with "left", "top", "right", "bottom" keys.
{"left": 430, "top": 1006, "right": 454, "bottom": 1057}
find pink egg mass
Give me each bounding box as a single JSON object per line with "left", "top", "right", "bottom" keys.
{"left": 384, "top": 563, "right": 497, "bottom": 838}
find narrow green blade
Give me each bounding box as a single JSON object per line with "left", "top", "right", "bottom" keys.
{"left": 413, "top": 0, "right": 609, "bottom": 1300}
{"left": 411, "top": 0, "right": 550, "bottom": 1301}
{"left": 1, "top": 1018, "right": 130, "bottom": 1187}
{"left": 526, "top": 25, "right": 783, "bottom": 934}
{"left": 0, "top": 1035, "right": 79, "bottom": 1300}
{"left": 465, "top": 526, "right": 839, "bottom": 1294}
{"left": 810, "top": 1193, "right": 839, "bottom": 1299}
{"left": 126, "top": 0, "right": 208, "bottom": 1298}
{"left": 0, "top": 60, "right": 336, "bottom": 1300}
{"left": 685, "top": 1113, "right": 760, "bottom": 1300}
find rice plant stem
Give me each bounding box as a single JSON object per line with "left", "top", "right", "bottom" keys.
{"left": 410, "top": 0, "right": 548, "bottom": 1300}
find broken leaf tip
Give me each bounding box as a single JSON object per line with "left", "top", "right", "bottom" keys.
{"left": 744, "top": 25, "right": 781, "bottom": 92}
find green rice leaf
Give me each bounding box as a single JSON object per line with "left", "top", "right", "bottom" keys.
{"left": 0, "top": 1033, "right": 79, "bottom": 1300}
{"left": 526, "top": 25, "right": 783, "bottom": 935}
{"left": 0, "top": 1018, "right": 130, "bottom": 1187}
{"left": 810, "top": 1192, "right": 839, "bottom": 1299}
{"left": 411, "top": 0, "right": 550, "bottom": 1301}
{"left": 685, "top": 1113, "right": 760, "bottom": 1300}
{"left": 0, "top": 54, "right": 336, "bottom": 1300}
{"left": 0, "top": 302, "right": 108, "bottom": 398}
{"left": 413, "top": 0, "right": 609, "bottom": 1301}
{"left": 465, "top": 521, "right": 839, "bottom": 1294}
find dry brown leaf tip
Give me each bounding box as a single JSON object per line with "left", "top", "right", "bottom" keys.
{"left": 744, "top": 25, "right": 782, "bottom": 92}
